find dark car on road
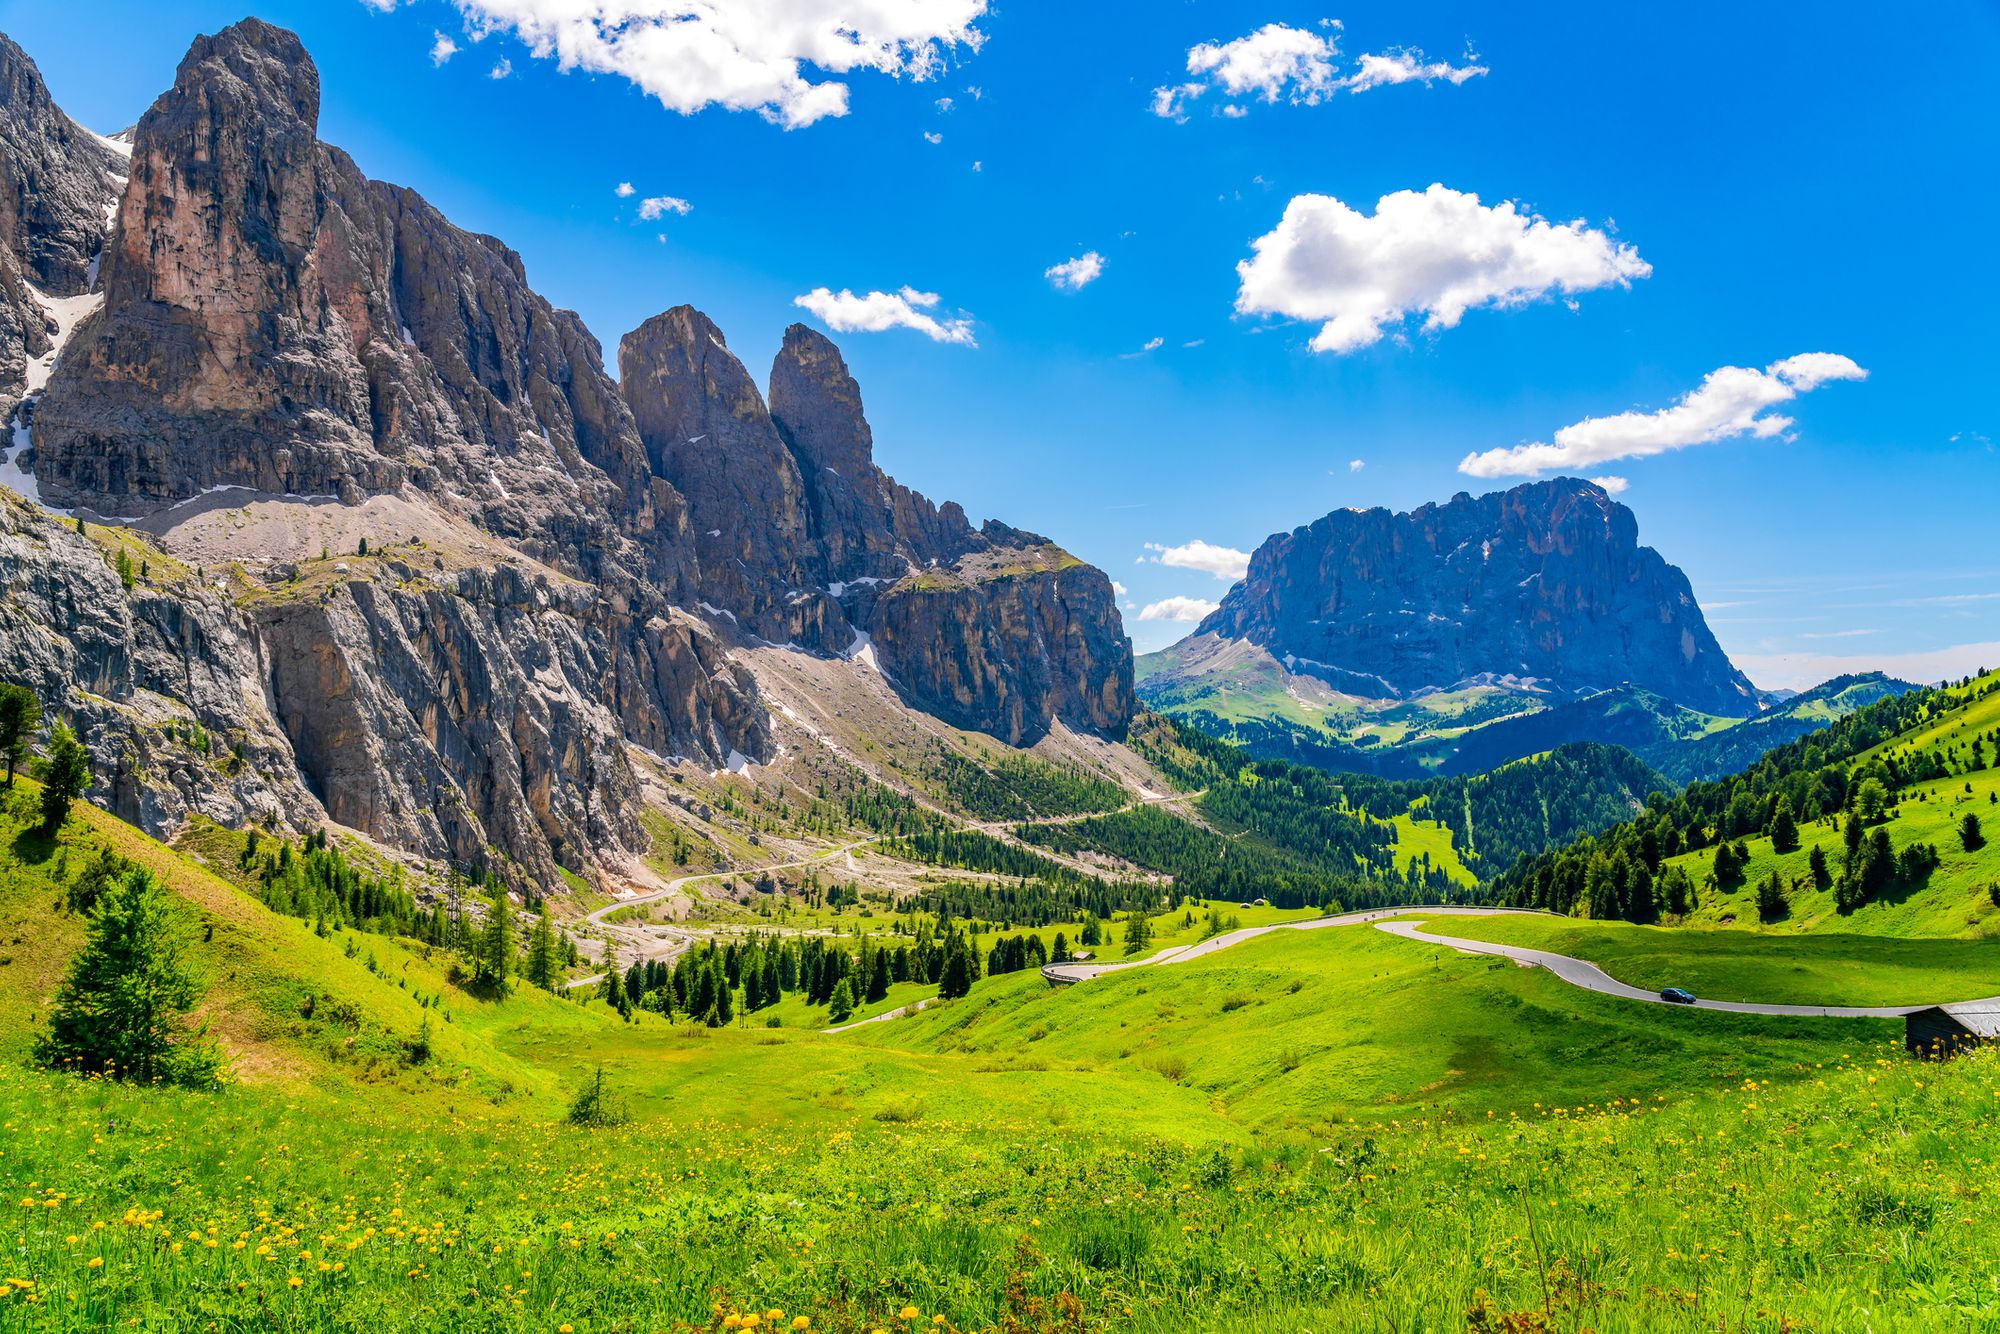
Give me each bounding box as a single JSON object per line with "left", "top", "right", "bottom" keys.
{"left": 1660, "top": 987, "right": 1697, "bottom": 1005}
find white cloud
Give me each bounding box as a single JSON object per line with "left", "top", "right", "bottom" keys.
{"left": 1111, "top": 581, "right": 1129, "bottom": 597}
{"left": 1045, "top": 251, "right": 1105, "bottom": 291}
{"left": 637, "top": 195, "right": 693, "bottom": 219}
{"left": 1154, "top": 22, "right": 1484, "bottom": 120}
{"left": 489, "top": 57, "right": 513, "bottom": 78}
{"left": 793, "top": 286, "right": 976, "bottom": 346}
{"left": 1346, "top": 48, "right": 1486, "bottom": 92}
{"left": 1236, "top": 184, "right": 1650, "bottom": 354}
{"left": 934, "top": 95, "right": 955, "bottom": 112}
{"left": 1348, "top": 458, "right": 1365, "bottom": 473}
{"left": 1459, "top": 353, "right": 1868, "bottom": 478}
{"left": 1590, "top": 475, "right": 1629, "bottom": 494}
{"left": 1186, "top": 22, "right": 1338, "bottom": 104}
{"left": 430, "top": 31, "right": 459, "bottom": 64}
{"left": 448, "top": 0, "right": 987, "bottom": 129}
{"left": 1139, "top": 595, "right": 1220, "bottom": 623}
{"left": 1144, "top": 540, "right": 1250, "bottom": 582}
{"left": 922, "top": 130, "right": 943, "bottom": 144}
{"left": 614, "top": 182, "right": 636, "bottom": 197}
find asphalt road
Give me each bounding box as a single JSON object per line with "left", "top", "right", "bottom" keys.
{"left": 1038, "top": 907, "right": 1998, "bottom": 1019}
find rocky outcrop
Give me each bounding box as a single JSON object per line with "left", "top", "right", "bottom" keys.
{"left": 0, "top": 33, "right": 123, "bottom": 296}
{"left": 0, "top": 490, "right": 322, "bottom": 835}
{"left": 618, "top": 308, "right": 839, "bottom": 647}
{"left": 1196, "top": 478, "right": 1756, "bottom": 716}
{"left": 30, "top": 17, "right": 659, "bottom": 572}
{"left": 622, "top": 316, "right": 1133, "bottom": 744}
{"left": 0, "top": 17, "right": 1133, "bottom": 891}
{"left": 0, "top": 32, "right": 123, "bottom": 420}
{"left": 869, "top": 538, "right": 1133, "bottom": 743}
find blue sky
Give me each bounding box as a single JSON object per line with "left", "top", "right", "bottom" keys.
{"left": 7, "top": 0, "right": 1997, "bottom": 687}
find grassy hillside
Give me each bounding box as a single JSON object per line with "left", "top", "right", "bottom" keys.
{"left": 1497, "top": 671, "right": 1999, "bottom": 934}
{"left": 852, "top": 925, "right": 1881, "bottom": 1122}
{"left": 2, "top": 960, "right": 1993, "bottom": 1331}
{"left": 0, "top": 777, "right": 580, "bottom": 1106}
{"left": 7, "top": 772, "right": 2000, "bottom": 1329}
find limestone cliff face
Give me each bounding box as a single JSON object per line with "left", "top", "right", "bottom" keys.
{"left": 0, "top": 32, "right": 123, "bottom": 420}
{"left": 0, "top": 491, "right": 322, "bottom": 835}
{"left": 31, "top": 17, "right": 661, "bottom": 573}
{"left": 0, "top": 17, "right": 1133, "bottom": 890}
{"left": 8, "top": 20, "right": 767, "bottom": 889}
{"left": 622, "top": 316, "right": 1134, "bottom": 744}
{"left": 1197, "top": 478, "right": 1756, "bottom": 716}
{"left": 0, "top": 33, "right": 123, "bottom": 296}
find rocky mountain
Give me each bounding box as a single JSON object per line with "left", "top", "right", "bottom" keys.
{"left": 0, "top": 19, "right": 1133, "bottom": 893}
{"left": 0, "top": 32, "right": 124, "bottom": 422}
{"left": 1140, "top": 478, "right": 1758, "bottom": 776}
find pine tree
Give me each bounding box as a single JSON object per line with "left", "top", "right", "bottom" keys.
{"left": 1963, "top": 812, "right": 1986, "bottom": 851}
{"left": 1768, "top": 798, "right": 1799, "bottom": 853}
{"left": 1808, "top": 843, "right": 1830, "bottom": 888}
{"left": 711, "top": 957, "right": 734, "bottom": 1026}
{"left": 39, "top": 720, "right": 90, "bottom": 834}
{"left": 524, "top": 911, "right": 559, "bottom": 991}
{"left": 828, "top": 977, "right": 856, "bottom": 1023}
{"left": 114, "top": 547, "right": 135, "bottom": 591}
{"left": 474, "top": 893, "right": 512, "bottom": 994}
{"left": 1756, "top": 872, "right": 1787, "bottom": 922}
{"left": 866, "top": 947, "right": 890, "bottom": 1003}
{"left": 1121, "top": 909, "right": 1153, "bottom": 957}
{"left": 0, "top": 683, "right": 40, "bottom": 787}
{"left": 34, "top": 868, "right": 222, "bottom": 1088}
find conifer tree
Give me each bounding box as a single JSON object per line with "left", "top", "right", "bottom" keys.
{"left": 1963, "top": 812, "right": 1985, "bottom": 851}
{"left": 524, "top": 911, "right": 560, "bottom": 991}
{"left": 1768, "top": 798, "right": 1799, "bottom": 853}
{"left": 866, "top": 947, "right": 890, "bottom": 1003}
{"left": 0, "top": 683, "right": 40, "bottom": 787}
{"left": 474, "top": 893, "right": 512, "bottom": 994}
{"left": 39, "top": 720, "right": 90, "bottom": 833}
{"left": 827, "top": 976, "right": 855, "bottom": 1023}
{"left": 35, "top": 868, "right": 222, "bottom": 1088}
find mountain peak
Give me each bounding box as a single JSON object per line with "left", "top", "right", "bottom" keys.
{"left": 1198, "top": 478, "right": 1755, "bottom": 716}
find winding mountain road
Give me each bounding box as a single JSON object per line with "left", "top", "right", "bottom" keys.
{"left": 1037, "top": 908, "right": 1997, "bottom": 1019}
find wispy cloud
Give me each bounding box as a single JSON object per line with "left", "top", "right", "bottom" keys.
{"left": 1462, "top": 353, "right": 1867, "bottom": 478}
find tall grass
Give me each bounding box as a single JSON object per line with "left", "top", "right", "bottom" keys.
{"left": 1, "top": 1042, "right": 1994, "bottom": 1331}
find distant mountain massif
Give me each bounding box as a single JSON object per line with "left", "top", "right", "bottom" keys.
{"left": 1139, "top": 479, "right": 1912, "bottom": 779}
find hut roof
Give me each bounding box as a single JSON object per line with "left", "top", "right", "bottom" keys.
{"left": 1929, "top": 1001, "right": 2000, "bottom": 1037}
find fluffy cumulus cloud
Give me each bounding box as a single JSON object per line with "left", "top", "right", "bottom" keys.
{"left": 1045, "top": 251, "right": 1105, "bottom": 291}
{"left": 1235, "top": 184, "right": 1651, "bottom": 354}
{"left": 1347, "top": 458, "right": 1365, "bottom": 472}
{"left": 793, "top": 286, "right": 976, "bottom": 345}
{"left": 1153, "top": 20, "right": 1483, "bottom": 120}
{"left": 1139, "top": 595, "right": 1221, "bottom": 623}
{"left": 1590, "top": 475, "right": 1629, "bottom": 494}
{"left": 430, "top": 30, "right": 459, "bottom": 64}
{"left": 614, "top": 182, "right": 636, "bottom": 197}
{"left": 1144, "top": 540, "right": 1250, "bottom": 582}
{"left": 1459, "top": 353, "right": 1868, "bottom": 478}
{"left": 438, "top": 0, "right": 987, "bottom": 129}
{"left": 637, "top": 194, "right": 693, "bottom": 219}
